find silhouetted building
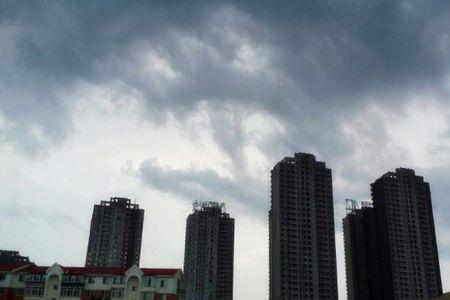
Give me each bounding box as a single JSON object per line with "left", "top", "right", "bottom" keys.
{"left": 183, "top": 201, "right": 234, "bottom": 300}
{"left": 0, "top": 250, "right": 30, "bottom": 266}
{"left": 269, "top": 153, "right": 338, "bottom": 300}
{"left": 85, "top": 197, "right": 144, "bottom": 268}
{"left": 344, "top": 169, "right": 443, "bottom": 300}
{"left": 370, "top": 168, "right": 442, "bottom": 299}
{"left": 343, "top": 200, "right": 382, "bottom": 300}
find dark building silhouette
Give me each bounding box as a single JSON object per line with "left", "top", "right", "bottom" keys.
{"left": 0, "top": 250, "right": 30, "bottom": 265}
{"left": 344, "top": 169, "right": 442, "bottom": 300}
{"left": 372, "top": 168, "right": 442, "bottom": 299}
{"left": 85, "top": 197, "right": 144, "bottom": 268}
{"left": 183, "top": 201, "right": 234, "bottom": 300}
{"left": 343, "top": 200, "right": 382, "bottom": 300}
{"left": 269, "top": 153, "right": 338, "bottom": 300}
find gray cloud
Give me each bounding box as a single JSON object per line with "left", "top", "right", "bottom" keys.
{"left": 3, "top": 0, "right": 450, "bottom": 163}
{"left": 2, "top": 0, "right": 450, "bottom": 214}
{"left": 139, "top": 159, "right": 266, "bottom": 213}
{"left": 3, "top": 0, "right": 450, "bottom": 216}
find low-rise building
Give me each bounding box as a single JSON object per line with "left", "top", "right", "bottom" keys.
{"left": 0, "top": 263, "right": 182, "bottom": 300}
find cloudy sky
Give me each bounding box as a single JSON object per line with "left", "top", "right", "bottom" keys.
{"left": 1, "top": 1, "right": 450, "bottom": 298}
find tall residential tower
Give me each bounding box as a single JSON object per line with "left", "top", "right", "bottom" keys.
{"left": 343, "top": 200, "right": 381, "bottom": 300}
{"left": 372, "top": 168, "right": 442, "bottom": 299}
{"left": 343, "top": 168, "right": 442, "bottom": 300}
{"left": 183, "top": 201, "right": 235, "bottom": 300}
{"left": 269, "top": 153, "right": 338, "bottom": 300}
{"left": 85, "top": 197, "right": 144, "bottom": 268}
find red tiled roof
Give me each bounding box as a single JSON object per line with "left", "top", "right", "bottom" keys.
{"left": 0, "top": 264, "right": 39, "bottom": 273}
{"left": 64, "top": 267, "right": 181, "bottom": 276}
{"left": 0, "top": 264, "right": 181, "bottom": 276}
{"left": 63, "top": 267, "right": 128, "bottom": 275}
{"left": 0, "top": 265, "right": 20, "bottom": 272}
{"left": 141, "top": 268, "right": 180, "bottom": 276}
{"left": 20, "top": 265, "right": 47, "bottom": 273}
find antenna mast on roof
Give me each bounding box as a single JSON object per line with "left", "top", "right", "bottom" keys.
{"left": 345, "top": 199, "right": 359, "bottom": 213}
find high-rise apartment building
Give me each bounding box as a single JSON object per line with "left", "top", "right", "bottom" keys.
{"left": 183, "top": 201, "right": 234, "bottom": 300}
{"left": 343, "top": 200, "right": 382, "bottom": 300}
{"left": 269, "top": 153, "right": 338, "bottom": 300}
{"left": 343, "top": 168, "right": 442, "bottom": 300}
{"left": 372, "top": 168, "right": 442, "bottom": 299}
{"left": 85, "top": 197, "right": 144, "bottom": 268}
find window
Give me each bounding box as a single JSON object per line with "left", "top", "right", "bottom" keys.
{"left": 86, "top": 290, "right": 94, "bottom": 297}
{"left": 0, "top": 287, "right": 3, "bottom": 295}
{"left": 18, "top": 274, "right": 24, "bottom": 282}
{"left": 160, "top": 280, "right": 165, "bottom": 288}
{"left": 53, "top": 284, "right": 58, "bottom": 290}
{"left": 0, "top": 274, "right": 5, "bottom": 281}
{"left": 142, "top": 277, "right": 153, "bottom": 287}
{"left": 88, "top": 276, "right": 95, "bottom": 284}
{"left": 25, "top": 274, "right": 45, "bottom": 282}
{"left": 113, "top": 276, "right": 125, "bottom": 285}
{"left": 60, "top": 288, "right": 82, "bottom": 297}
{"left": 111, "top": 288, "right": 124, "bottom": 298}
{"left": 16, "top": 288, "right": 24, "bottom": 296}
{"left": 141, "top": 292, "right": 154, "bottom": 300}
{"left": 25, "top": 286, "right": 44, "bottom": 296}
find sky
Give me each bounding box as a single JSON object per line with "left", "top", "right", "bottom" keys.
{"left": 1, "top": 1, "right": 450, "bottom": 299}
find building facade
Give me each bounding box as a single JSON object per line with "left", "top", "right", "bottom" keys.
{"left": 0, "top": 263, "right": 182, "bottom": 300}
{"left": 269, "top": 153, "right": 338, "bottom": 300}
{"left": 343, "top": 200, "right": 382, "bottom": 300}
{"left": 370, "top": 168, "right": 442, "bottom": 299}
{"left": 183, "top": 201, "right": 234, "bottom": 300}
{"left": 85, "top": 197, "right": 144, "bottom": 268}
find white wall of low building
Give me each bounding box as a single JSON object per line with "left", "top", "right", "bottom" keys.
{"left": 4, "top": 264, "right": 181, "bottom": 299}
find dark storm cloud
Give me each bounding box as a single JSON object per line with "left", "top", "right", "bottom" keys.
{"left": 2, "top": 0, "right": 450, "bottom": 211}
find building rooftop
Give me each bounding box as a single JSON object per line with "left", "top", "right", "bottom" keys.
{"left": 1, "top": 264, "right": 181, "bottom": 276}
{"left": 99, "top": 197, "right": 140, "bottom": 209}
{"left": 192, "top": 201, "right": 226, "bottom": 213}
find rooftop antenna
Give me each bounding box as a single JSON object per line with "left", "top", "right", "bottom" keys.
{"left": 345, "top": 199, "right": 359, "bottom": 214}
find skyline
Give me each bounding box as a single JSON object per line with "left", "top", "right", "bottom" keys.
{"left": 2, "top": 158, "right": 447, "bottom": 299}
{"left": 2, "top": 1, "right": 450, "bottom": 299}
